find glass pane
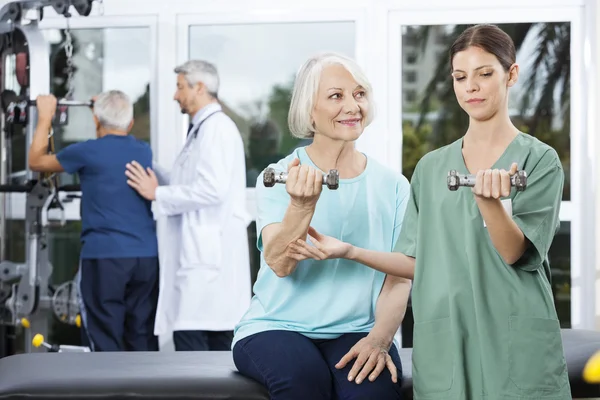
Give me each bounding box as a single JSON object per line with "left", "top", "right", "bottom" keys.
{"left": 47, "top": 221, "right": 83, "bottom": 346}
{"left": 188, "top": 22, "right": 355, "bottom": 187}
{"left": 247, "top": 222, "right": 260, "bottom": 291}
{"left": 4, "top": 54, "right": 26, "bottom": 180}
{"left": 1, "top": 219, "right": 26, "bottom": 354}
{"left": 549, "top": 221, "right": 571, "bottom": 328}
{"left": 401, "top": 23, "right": 571, "bottom": 201}
{"left": 2, "top": 219, "right": 84, "bottom": 352}
{"left": 41, "top": 27, "right": 152, "bottom": 186}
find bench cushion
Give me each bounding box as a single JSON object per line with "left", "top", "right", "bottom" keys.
{"left": 0, "top": 351, "right": 269, "bottom": 400}
{"left": 0, "top": 329, "right": 598, "bottom": 399}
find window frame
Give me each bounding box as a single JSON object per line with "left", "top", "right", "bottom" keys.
{"left": 387, "top": 4, "right": 593, "bottom": 330}
{"left": 3, "top": 15, "right": 158, "bottom": 221}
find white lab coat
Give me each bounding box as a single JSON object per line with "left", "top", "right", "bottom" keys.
{"left": 152, "top": 103, "right": 252, "bottom": 335}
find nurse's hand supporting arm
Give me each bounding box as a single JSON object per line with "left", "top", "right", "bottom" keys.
{"left": 261, "top": 159, "right": 324, "bottom": 278}
{"left": 472, "top": 163, "right": 528, "bottom": 265}
{"left": 289, "top": 227, "right": 415, "bottom": 279}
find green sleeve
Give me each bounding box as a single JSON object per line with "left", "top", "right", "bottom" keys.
{"left": 511, "top": 149, "right": 564, "bottom": 271}
{"left": 393, "top": 163, "right": 420, "bottom": 257}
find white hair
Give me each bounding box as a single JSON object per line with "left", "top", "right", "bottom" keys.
{"left": 93, "top": 90, "right": 133, "bottom": 131}
{"left": 174, "top": 59, "right": 220, "bottom": 97}
{"left": 288, "top": 52, "right": 375, "bottom": 139}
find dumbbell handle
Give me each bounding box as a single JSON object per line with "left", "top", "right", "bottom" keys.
{"left": 263, "top": 167, "right": 340, "bottom": 190}
{"left": 268, "top": 171, "right": 334, "bottom": 185}
{"left": 447, "top": 170, "right": 528, "bottom": 191}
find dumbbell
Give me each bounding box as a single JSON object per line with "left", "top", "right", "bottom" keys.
{"left": 263, "top": 167, "right": 340, "bottom": 190}
{"left": 447, "top": 169, "right": 527, "bottom": 191}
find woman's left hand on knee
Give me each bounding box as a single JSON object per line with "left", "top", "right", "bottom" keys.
{"left": 335, "top": 335, "right": 397, "bottom": 384}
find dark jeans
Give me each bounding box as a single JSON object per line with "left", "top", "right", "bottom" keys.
{"left": 233, "top": 330, "right": 404, "bottom": 400}
{"left": 78, "top": 257, "right": 159, "bottom": 352}
{"left": 173, "top": 330, "right": 234, "bottom": 351}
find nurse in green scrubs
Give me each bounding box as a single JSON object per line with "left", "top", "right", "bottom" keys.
{"left": 292, "top": 24, "right": 571, "bottom": 399}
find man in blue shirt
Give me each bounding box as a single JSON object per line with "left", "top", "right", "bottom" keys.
{"left": 28, "top": 90, "right": 159, "bottom": 352}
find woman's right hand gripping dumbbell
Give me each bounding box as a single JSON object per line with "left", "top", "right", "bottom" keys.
{"left": 261, "top": 158, "right": 325, "bottom": 277}
{"left": 285, "top": 158, "right": 324, "bottom": 211}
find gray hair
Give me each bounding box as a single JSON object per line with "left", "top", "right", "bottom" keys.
{"left": 174, "top": 60, "right": 219, "bottom": 97}
{"left": 93, "top": 90, "right": 133, "bottom": 131}
{"left": 288, "top": 52, "right": 375, "bottom": 139}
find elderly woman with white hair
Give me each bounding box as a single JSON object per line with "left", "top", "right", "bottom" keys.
{"left": 232, "top": 53, "right": 411, "bottom": 399}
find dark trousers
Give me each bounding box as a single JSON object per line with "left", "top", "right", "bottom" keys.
{"left": 233, "top": 330, "right": 404, "bottom": 400}
{"left": 173, "top": 330, "right": 233, "bottom": 351}
{"left": 78, "top": 257, "right": 159, "bottom": 352}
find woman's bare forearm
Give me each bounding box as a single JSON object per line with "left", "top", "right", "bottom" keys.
{"left": 347, "top": 247, "right": 415, "bottom": 279}
{"left": 370, "top": 276, "right": 412, "bottom": 347}
{"left": 263, "top": 203, "right": 315, "bottom": 277}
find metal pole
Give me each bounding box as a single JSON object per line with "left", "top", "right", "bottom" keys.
{"left": 15, "top": 18, "right": 51, "bottom": 353}
{"left": 0, "top": 52, "right": 6, "bottom": 262}
{"left": 17, "top": 20, "right": 50, "bottom": 182}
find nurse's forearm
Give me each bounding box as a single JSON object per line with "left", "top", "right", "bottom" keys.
{"left": 370, "top": 275, "right": 412, "bottom": 348}
{"left": 262, "top": 203, "right": 315, "bottom": 277}
{"left": 475, "top": 197, "right": 527, "bottom": 265}
{"left": 347, "top": 248, "right": 414, "bottom": 279}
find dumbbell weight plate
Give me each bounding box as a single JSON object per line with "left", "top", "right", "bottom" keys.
{"left": 325, "top": 170, "right": 339, "bottom": 190}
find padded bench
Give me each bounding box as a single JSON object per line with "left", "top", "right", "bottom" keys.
{"left": 0, "top": 329, "right": 599, "bottom": 399}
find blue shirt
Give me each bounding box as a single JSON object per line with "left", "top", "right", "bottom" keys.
{"left": 56, "top": 134, "right": 158, "bottom": 259}
{"left": 232, "top": 146, "right": 410, "bottom": 348}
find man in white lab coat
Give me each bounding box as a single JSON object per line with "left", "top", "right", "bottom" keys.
{"left": 125, "top": 60, "right": 252, "bottom": 351}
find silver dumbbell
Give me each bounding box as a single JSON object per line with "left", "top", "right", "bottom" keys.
{"left": 263, "top": 167, "right": 340, "bottom": 190}
{"left": 447, "top": 169, "right": 528, "bottom": 191}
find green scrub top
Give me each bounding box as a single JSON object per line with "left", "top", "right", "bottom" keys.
{"left": 395, "top": 132, "right": 571, "bottom": 399}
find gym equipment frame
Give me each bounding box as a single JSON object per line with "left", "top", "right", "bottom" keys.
{"left": 0, "top": 0, "right": 96, "bottom": 358}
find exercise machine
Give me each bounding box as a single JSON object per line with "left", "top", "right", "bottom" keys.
{"left": 0, "top": 0, "right": 97, "bottom": 357}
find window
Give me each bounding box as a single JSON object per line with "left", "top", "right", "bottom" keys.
{"left": 549, "top": 221, "right": 571, "bottom": 328}
{"left": 403, "top": 70, "right": 417, "bottom": 84}
{"left": 41, "top": 27, "right": 152, "bottom": 186}
{"left": 406, "top": 52, "right": 418, "bottom": 64}
{"left": 188, "top": 22, "right": 356, "bottom": 188}
{"left": 401, "top": 23, "right": 571, "bottom": 199}
{"left": 400, "top": 22, "right": 572, "bottom": 329}
{"left": 2, "top": 26, "right": 153, "bottom": 351}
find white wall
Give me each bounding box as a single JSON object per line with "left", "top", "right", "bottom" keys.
{"left": 593, "top": 0, "right": 600, "bottom": 329}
